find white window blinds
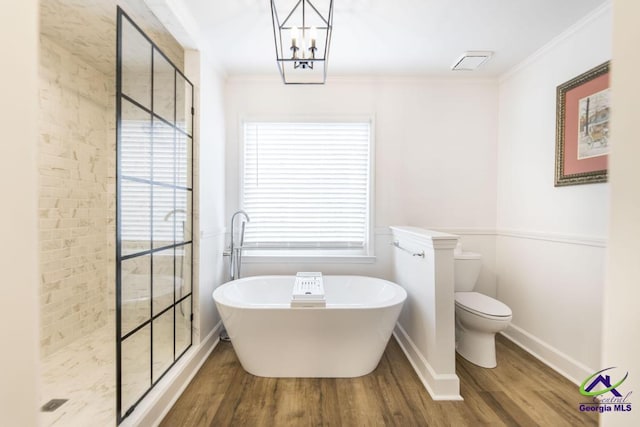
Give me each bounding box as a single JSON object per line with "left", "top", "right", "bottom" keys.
{"left": 242, "top": 121, "right": 371, "bottom": 249}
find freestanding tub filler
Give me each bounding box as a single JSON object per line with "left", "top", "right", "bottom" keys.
{"left": 212, "top": 275, "right": 407, "bottom": 378}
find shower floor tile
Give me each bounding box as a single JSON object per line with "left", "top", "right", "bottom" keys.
{"left": 40, "top": 325, "right": 115, "bottom": 427}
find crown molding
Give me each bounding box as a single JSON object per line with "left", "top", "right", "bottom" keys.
{"left": 225, "top": 73, "right": 498, "bottom": 86}
{"left": 499, "top": 1, "right": 612, "bottom": 83}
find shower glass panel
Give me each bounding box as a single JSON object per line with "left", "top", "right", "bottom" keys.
{"left": 153, "top": 184, "right": 175, "bottom": 248}
{"left": 121, "top": 17, "right": 151, "bottom": 110}
{"left": 120, "top": 180, "right": 151, "bottom": 256}
{"left": 121, "top": 98, "right": 152, "bottom": 181}
{"left": 176, "top": 244, "right": 192, "bottom": 303}
{"left": 152, "top": 120, "right": 175, "bottom": 186}
{"left": 121, "top": 324, "right": 151, "bottom": 413}
{"left": 116, "top": 7, "right": 193, "bottom": 424}
{"left": 152, "top": 249, "right": 175, "bottom": 315}
{"left": 121, "top": 255, "right": 151, "bottom": 336}
{"left": 153, "top": 50, "right": 176, "bottom": 124}
{"left": 175, "top": 296, "right": 192, "bottom": 356}
{"left": 176, "top": 73, "right": 193, "bottom": 135}
{"left": 176, "top": 133, "right": 191, "bottom": 188}
{"left": 152, "top": 309, "right": 174, "bottom": 383}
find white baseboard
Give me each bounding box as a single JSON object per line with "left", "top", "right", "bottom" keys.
{"left": 393, "top": 323, "right": 462, "bottom": 401}
{"left": 501, "top": 323, "right": 593, "bottom": 386}
{"left": 122, "top": 320, "right": 223, "bottom": 427}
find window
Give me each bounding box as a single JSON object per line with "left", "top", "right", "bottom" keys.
{"left": 242, "top": 121, "right": 372, "bottom": 257}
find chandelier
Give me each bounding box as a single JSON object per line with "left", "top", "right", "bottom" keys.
{"left": 269, "top": 0, "right": 334, "bottom": 84}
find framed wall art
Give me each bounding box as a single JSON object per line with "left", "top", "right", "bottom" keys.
{"left": 555, "top": 61, "right": 610, "bottom": 186}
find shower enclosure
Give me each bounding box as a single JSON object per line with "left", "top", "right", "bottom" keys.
{"left": 116, "top": 8, "right": 194, "bottom": 422}
{"left": 38, "top": 1, "right": 192, "bottom": 425}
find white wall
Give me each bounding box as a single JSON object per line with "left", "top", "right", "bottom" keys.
{"left": 496, "top": 5, "right": 611, "bottom": 383}
{"left": 601, "top": 1, "right": 640, "bottom": 425}
{"left": 225, "top": 77, "right": 498, "bottom": 287}
{"left": 186, "top": 50, "right": 227, "bottom": 343}
{"left": 0, "top": 0, "right": 40, "bottom": 425}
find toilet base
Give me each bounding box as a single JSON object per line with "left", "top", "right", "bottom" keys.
{"left": 456, "top": 329, "right": 497, "bottom": 368}
{"left": 454, "top": 296, "right": 512, "bottom": 369}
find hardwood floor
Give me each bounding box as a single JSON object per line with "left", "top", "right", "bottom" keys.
{"left": 161, "top": 335, "right": 598, "bottom": 426}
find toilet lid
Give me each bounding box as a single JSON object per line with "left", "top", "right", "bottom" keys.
{"left": 455, "top": 292, "right": 512, "bottom": 317}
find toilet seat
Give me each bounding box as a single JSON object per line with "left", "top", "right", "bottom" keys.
{"left": 455, "top": 292, "right": 512, "bottom": 319}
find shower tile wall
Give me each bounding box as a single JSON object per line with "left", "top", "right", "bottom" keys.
{"left": 38, "top": 36, "right": 112, "bottom": 357}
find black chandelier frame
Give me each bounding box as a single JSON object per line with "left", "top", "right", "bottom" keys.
{"left": 270, "top": 0, "right": 334, "bottom": 84}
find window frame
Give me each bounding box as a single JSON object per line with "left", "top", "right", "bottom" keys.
{"left": 238, "top": 114, "right": 376, "bottom": 263}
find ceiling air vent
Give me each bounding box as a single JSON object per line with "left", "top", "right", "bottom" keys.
{"left": 451, "top": 51, "right": 493, "bottom": 71}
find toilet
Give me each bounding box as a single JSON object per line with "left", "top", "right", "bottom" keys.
{"left": 454, "top": 246, "right": 512, "bottom": 368}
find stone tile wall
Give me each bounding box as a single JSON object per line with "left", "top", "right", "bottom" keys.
{"left": 38, "top": 35, "right": 112, "bottom": 357}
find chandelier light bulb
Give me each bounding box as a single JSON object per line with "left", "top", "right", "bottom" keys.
{"left": 291, "top": 26, "right": 299, "bottom": 48}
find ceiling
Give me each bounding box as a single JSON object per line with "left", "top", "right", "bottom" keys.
{"left": 181, "top": 0, "right": 608, "bottom": 77}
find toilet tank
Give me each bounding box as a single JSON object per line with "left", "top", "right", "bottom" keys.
{"left": 454, "top": 252, "right": 482, "bottom": 292}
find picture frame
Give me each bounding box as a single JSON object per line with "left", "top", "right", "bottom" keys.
{"left": 555, "top": 61, "right": 610, "bottom": 186}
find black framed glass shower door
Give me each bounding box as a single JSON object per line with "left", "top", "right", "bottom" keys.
{"left": 115, "top": 7, "right": 194, "bottom": 424}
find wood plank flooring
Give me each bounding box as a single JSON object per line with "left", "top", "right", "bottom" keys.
{"left": 161, "top": 335, "right": 597, "bottom": 426}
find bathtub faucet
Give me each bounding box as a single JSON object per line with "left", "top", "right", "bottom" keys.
{"left": 226, "top": 210, "right": 250, "bottom": 280}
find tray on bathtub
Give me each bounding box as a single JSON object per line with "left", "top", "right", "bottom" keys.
{"left": 291, "top": 272, "right": 326, "bottom": 307}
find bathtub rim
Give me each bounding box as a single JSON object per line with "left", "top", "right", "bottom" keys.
{"left": 212, "top": 274, "right": 407, "bottom": 310}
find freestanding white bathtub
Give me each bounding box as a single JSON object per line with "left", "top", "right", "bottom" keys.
{"left": 212, "top": 275, "right": 407, "bottom": 378}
